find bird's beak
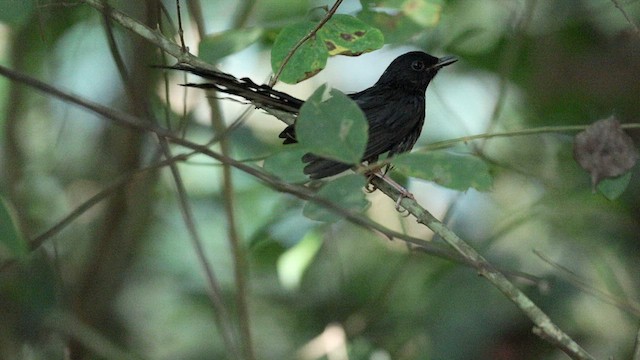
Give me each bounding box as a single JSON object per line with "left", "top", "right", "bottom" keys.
{"left": 434, "top": 55, "right": 458, "bottom": 69}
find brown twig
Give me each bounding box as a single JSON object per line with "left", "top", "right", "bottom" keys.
{"left": 175, "top": 0, "right": 188, "bottom": 51}
{"left": 101, "top": 4, "right": 241, "bottom": 358}
{"left": 184, "top": 1, "right": 255, "bottom": 358}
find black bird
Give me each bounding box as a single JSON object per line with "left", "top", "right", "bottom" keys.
{"left": 164, "top": 51, "right": 457, "bottom": 179}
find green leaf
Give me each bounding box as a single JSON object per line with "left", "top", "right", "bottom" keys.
{"left": 597, "top": 172, "right": 632, "bottom": 200}
{"left": 357, "top": 0, "right": 442, "bottom": 43}
{"left": 263, "top": 145, "right": 309, "bottom": 183}
{"left": 199, "top": 28, "right": 264, "bottom": 63}
{"left": 393, "top": 151, "right": 493, "bottom": 191}
{"left": 253, "top": 0, "right": 311, "bottom": 26}
{"left": 271, "top": 14, "right": 383, "bottom": 83}
{"left": 0, "top": 197, "right": 27, "bottom": 260}
{"left": 317, "top": 14, "right": 384, "bottom": 56}
{"left": 277, "top": 231, "right": 322, "bottom": 290}
{"left": 296, "top": 85, "right": 368, "bottom": 165}
{"left": 401, "top": 0, "right": 442, "bottom": 27}
{"left": 303, "top": 175, "right": 370, "bottom": 222}
{"left": 356, "top": 9, "right": 422, "bottom": 44}
{"left": 271, "top": 22, "right": 328, "bottom": 83}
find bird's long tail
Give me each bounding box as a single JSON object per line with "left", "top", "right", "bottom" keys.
{"left": 159, "top": 63, "right": 352, "bottom": 178}
{"left": 158, "top": 63, "right": 304, "bottom": 117}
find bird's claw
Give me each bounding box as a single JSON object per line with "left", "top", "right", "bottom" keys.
{"left": 364, "top": 181, "right": 378, "bottom": 193}
{"left": 394, "top": 189, "right": 415, "bottom": 213}
{"left": 365, "top": 168, "right": 415, "bottom": 213}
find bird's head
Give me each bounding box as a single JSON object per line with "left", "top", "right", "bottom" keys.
{"left": 375, "top": 51, "right": 457, "bottom": 92}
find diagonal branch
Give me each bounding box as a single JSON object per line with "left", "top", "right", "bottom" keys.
{"left": 370, "top": 176, "right": 596, "bottom": 360}
{"left": 183, "top": 1, "right": 255, "bottom": 358}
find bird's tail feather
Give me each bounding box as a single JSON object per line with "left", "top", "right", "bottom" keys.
{"left": 157, "top": 63, "right": 304, "bottom": 116}
{"left": 302, "top": 153, "right": 352, "bottom": 179}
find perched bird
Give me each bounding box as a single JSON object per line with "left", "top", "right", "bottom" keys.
{"left": 163, "top": 51, "right": 457, "bottom": 179}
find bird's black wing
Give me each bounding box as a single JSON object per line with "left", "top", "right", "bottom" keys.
{"left": 300, "top": 89, "right": 426, "bottom": 179}
{"left": 352, "top": 89, "right": 426, "bottom": 161}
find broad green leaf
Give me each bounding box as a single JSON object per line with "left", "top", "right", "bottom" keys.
{"left": 303, "top": 175, "right": 370, "bottom": 222}
{"left": 263, "top": 145, "right": 309, "bottom": 183}
{"left": 0, "top": 197, "right": 27, "bottom": 260}
{"left": 271, "top": 22, "right": 328, "bottom": 83}
{"left": 597, "top": 172, "right": 632, "bottom": 200}
{"left": 199, "top": 28, "right": 264, "bottom": 63}
{"left": 393, "top": 151, "right": 493, "bottom": 191}
{"left": 271, "top": 14, "right": 383, "bottom": 83}
{"left": 296, "top": 85, "right": 368, "bottom": 165}
{"left": 317, "top": 14, "right": 384, "bottom": 56}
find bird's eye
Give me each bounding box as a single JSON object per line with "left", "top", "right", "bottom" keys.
{"left": 411, "top": 60, "right": 425, "bottom": 71}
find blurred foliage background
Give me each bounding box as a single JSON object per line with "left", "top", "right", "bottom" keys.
{"left": 0, "top": 0, "right": 639, "bottom": 359}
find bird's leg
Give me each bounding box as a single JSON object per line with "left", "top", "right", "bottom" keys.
{"left": 366, "top": 168, "right": 414, "bottom": 211}
{"left": 363, "top": 158, "right": 380, "bottom": 193}
{"left": 364, "top": 173, "right": 378, "bottom": 193}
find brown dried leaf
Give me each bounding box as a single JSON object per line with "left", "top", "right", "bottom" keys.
{"left": 573, "top": 116, "right": 638, "bottom": 190}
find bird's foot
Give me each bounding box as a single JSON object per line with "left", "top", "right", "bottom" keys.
{"left": 393, "top": 187, "right": 414, "bottom": 213}
{"left": 366, "top": 170, "right": 414, "bottom": 212}
{"left": 364, "top": 178, "right": 378, "bottom": 193}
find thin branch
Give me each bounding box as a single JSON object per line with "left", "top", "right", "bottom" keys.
{"left": 102, "top": 6, "right": 241, "bottom": 357}
{"left": 175, "top": 0, "right": 188, "bottom": 51}
{"left": 186, "top": 1, "right": 255, "bottom": 358}
{"left": 215, "top": 124, "right": 255, "bottom": 360}
{"left": 534, "top": 250, "right": 640, "bottom": 317}
{"left": 162, "top": 142, "right": 244, "bottom": 360}
{"left": 351, "top": 122, "right": 640, "bottom": 175}
{"left": 610, "top": 0, "right": 640, "bottom": 38}
{"left": 28, "top": 154, "right": 180, "bottom": 251}
{"left": 269, "top": 0, "right": 343, "bottom": 85}
{"left": 44, "top": 312, "right": 145, "bottom": 360}
{"left": 82, "top": 0, "right": 211, "bottom": 69}
{"left": 422, "top": 123, "right": 640, "bottom": 152}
